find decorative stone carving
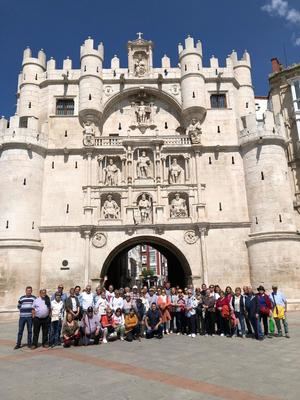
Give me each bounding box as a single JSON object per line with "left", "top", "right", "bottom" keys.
{"left": 169, "top": 158, "right": 183, "bottom": 184}
{"left": 137, "top": 150, "right": 151, "bottom": 178}
{"left": 137, "top": 193, "right": 152, "bottom": 223}
{"left": 130, "top": 101, "right": 156, "bottom": 133}
{"left": 184, "top": 230, "right": 198, "bottom": 244}
{"left": 83, "top": 121, "right": 96, "bottom": 146}
{"left": 92, "top": 232, "right": 107, "bottom": 248}
{"left": 104, "top": 158, "right": 120, "bottom": 186}
{"left": 102, "top": 194, "right": 120, "bottom": 219}
{"left": 170, "top": 193, "right": 188, "bottom": 218}
{"left": 186, "top": 118, "right": 202, "bottom": 144}
{"left": 134, "top": 56, "right": 147, "bottom": 77}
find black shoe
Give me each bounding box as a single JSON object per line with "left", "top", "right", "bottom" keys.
{"left": 157, "top": 335, "right": 163, "bottom": 339}
{"left": 14, "top": 345, "right": 21, "bottom": 350}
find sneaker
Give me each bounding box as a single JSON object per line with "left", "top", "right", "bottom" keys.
{"left": 205, "top": 334, "right": 209, "bottom": 337}
{"left": 120, "top": 337, "right": 124, "bottom": 341}
{"left": 191, "top": 334, "right": 196, "bottom": 338}
{"left": 102, "top": 338, "right": 108, "bottom": 344}
{"left": 14, "top": 345, "right": 21, "bottom": 350}
{"left": 188, "top": 334, "right": 192, "bottom": 337}
{"left": 212, "top": 334, "right": 215, "bottom": 337}
{"left": 169, "top": 330, "right": 173, "bottom": 334}
{"left": 220, "top": 333, "right": 225, "bottom": 337}
{"left": 177, "top": 332, "right": 181, "bottom": 336}
{"left": 285, "top": 334, "right": 290, "bottom": 339}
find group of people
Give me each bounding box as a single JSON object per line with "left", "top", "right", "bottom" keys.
{"left": 14, "top": 282, "right": 290, "bottom": 350}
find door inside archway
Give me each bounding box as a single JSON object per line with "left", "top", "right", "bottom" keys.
{"left": 102, "top": 238, "right": 191, "bottom": 289}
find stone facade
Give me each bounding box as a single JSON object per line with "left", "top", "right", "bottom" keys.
{"left": 0, "top": 34, "right": 300, "bottom": 315}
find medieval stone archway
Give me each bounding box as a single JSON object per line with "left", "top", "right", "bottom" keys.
{"left": 100, "top": 236, "right": 193, "bottom": 289}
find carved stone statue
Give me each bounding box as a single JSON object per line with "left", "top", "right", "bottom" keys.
{"left": 170, "top": 193, "right": 188, "bottom": 218}
{"left": 138, "top": 193, "right": 152, "bottom": 223}
{"left": 134, "top": 57, "right": 147, "bottom": 77}
{"left": 186, "top": 118, "right": 202, "bottom": 144}
{"left": 137, "top": 151, "right": 151, "bottom": 178}
{"left": 104, "top": 158, "right": 119, "bottom": 186}
{"left": 83, "top": 121, "right": 96, "bottom": 146}
{"left": 169, "top": 158, "right": 183, "bottom": 183}
{"left": 102, "top": 195, "right": 120, "bottom": 219}
{"left": 135, "top": 101, "right": 151, "bottom": 124}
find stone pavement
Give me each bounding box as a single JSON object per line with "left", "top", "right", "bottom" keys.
{"left": 0, "top": 313, "right": 299, "bottom": 400}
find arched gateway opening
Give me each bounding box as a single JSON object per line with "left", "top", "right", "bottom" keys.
{"left": 101, "top": 236, "right": 192, "bottom": 289}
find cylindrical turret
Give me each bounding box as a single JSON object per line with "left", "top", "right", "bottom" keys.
{"left": 18, "top": 47, "right": 46, "bottom": 120}
{"left": 240, "top": 112, "right": 295, "bottom": 233}
{"left": 240, "top": 112, "right": 300, "bottom": 300}
{"left": 79, "top": 37, "right": 104, "bottom": 126}
{"left": 179, "top": 36, "right": 206, "bottom": 124}
{"left": 0, "top": 147, "right": 45, "bottom": 311}
{"left": 231, "top": 50, "right": 255, "bottom": 117}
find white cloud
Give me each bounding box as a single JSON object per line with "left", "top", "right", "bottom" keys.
{"left": 262, "top": 1, "right": 300, "bottom": 46}
{"left": 262, "top": 0, "right": 300, "bottom": 23}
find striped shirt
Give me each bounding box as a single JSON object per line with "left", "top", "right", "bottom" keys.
{"left": 17, "top": 295, "right": 36, "bottom": 318}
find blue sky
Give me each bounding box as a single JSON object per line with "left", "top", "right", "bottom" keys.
{"left": 1, "top": 0, "right": 300, "bottom": 117}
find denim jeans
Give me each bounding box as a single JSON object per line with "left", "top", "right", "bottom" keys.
{"left": 234, "top": 312, "right": 246, "bottom": 336}
{"left": 250, "top": 315, "right": 263, "bottom": 339}
{"left": 50, "top": 320, "right": 62, "bottom": 345}
{"left": 17, "top": 316, "right": 33, "bottom": 346}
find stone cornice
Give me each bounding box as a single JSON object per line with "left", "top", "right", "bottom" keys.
{"left": 0, "top": 238, "right": 44, "bottom": 250}
{"left": 246, "top": 230, "right": 300, "bottom": 245}
{"left": 38, "top": 221, "right": 251, "bottom": 233}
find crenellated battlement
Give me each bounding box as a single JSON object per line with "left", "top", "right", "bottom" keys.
{"left": 80, "top": 37, "right": 104, "bottom": 61}
{"left": 178, "top": 35, "right": 202, "bottom": 58}
{"left": 239, "top": 111, "right": 286, "bottom": 146}
{"left": 22, "top": 47, "right": 46, "bottom": 70}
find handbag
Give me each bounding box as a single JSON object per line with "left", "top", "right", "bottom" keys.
{"left": 260, "top": 306, "right": 270, "bottom": 316}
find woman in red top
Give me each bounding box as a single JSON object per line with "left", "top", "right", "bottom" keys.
{"left": 216, "top": 291, "right": 231, "bottom": 337}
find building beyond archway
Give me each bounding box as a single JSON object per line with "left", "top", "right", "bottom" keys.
{"left": 101, "top": 236, "right": 192, "bottom": 289}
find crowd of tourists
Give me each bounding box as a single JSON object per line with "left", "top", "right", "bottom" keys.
{"left": 14, "top": 282, "right": 290, "bottom": 349}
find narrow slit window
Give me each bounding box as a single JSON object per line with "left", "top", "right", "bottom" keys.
{"left": 118, "top": 122, "right": 122, "bottom": 130}
{"left": 23, "top": 178, "right": 26, "bottom": 185}
{"left": 84, "top": 65, "right": 86, "bottom": 72}
{"left": 88, "top": 94, "right": 92, "bottom": 100}
{"left": 52, "top": 161, "right": 55, "bottom": 169}
{"left": 255, "top": 217, "right": 258, "bottom": 224}
{"left": 232, "top": 156, "right": 235, "bottom": 164}
{"left": 209, "top": 156, "right": 212, "bottom": 164}
{"left": 75, "top": 161, "right": 78, "bottom": 169}
{"left": 66, "top": 204, "right": 69, "bottom": 214}
{"left": 64, "top": 130, "right": 68, "bottom": 137}
{"left": 96, "top": 67, "right": 99, "bottom": 73}
{"left": 28, "top": 102, "right": 31, "bottom": 109}
{"left": 164, "top": 122, "right": 168, "bottom": 129}
{"left": 219, "top": 202, "right": 222, "bottom": 211}
{"left": 217, "top": 126, "right": 221, "bottom": 133}
{"left": 184, "top": 64, "right": 187, "bottom": 71}
{"left": 6, "top": 220, "right": 9, "bottom": 229}
{"left": 192, "top": 91, "right": 195, "bottom": 98}
{"left": 32, "top": 221, "right": 35, "bottom": 229}
{"left": 279, "top": 214, "right": 282, "bottom": 223}
{"left": 35, "top": 74, "right": 38, "bottom": 80}
{"left": 261, "top": 171, "right": 264, "bottom": 180}
{"left": 246, "top": 102, "right": 249, "bottom": 108}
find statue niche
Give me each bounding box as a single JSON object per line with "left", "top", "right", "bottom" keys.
{"left": 167, "top": 156, "right": 184, "bottom": 184}
{"left": 169, "top": 192, "right": 189, "bottom": 218}
{"left": 83, "top": 121, "right": 97, "bottom": 146}
{"left": 135, "top": 149, "right": 153, "bottom": 181}
{"left": 133, "top": 51, "right": 148, "bottom": 77}
{"left": 134, "top": 193, "right": 153, "bottom": 224}
{"left": 97, "top": 156, "right": 121, "bottom": 186}
{"left": 100, "top": 193, "right": 120, "bottom": 220}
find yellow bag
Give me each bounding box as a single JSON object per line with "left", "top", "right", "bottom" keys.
{"left": 273, "top": 305, "right": 285, "bottom": 319}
